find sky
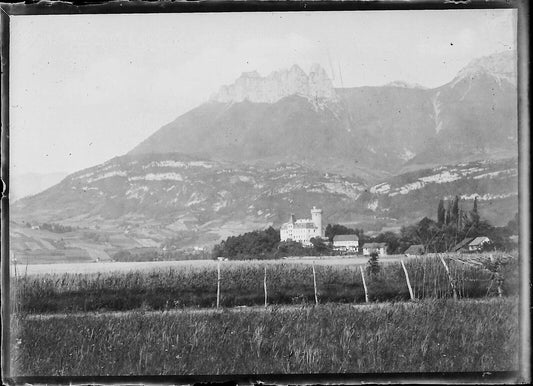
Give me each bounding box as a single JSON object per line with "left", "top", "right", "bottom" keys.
{"left": 9, "top": 9, "right": 516, "bottom": 176}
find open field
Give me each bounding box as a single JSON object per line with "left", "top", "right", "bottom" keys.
{"left": 11, "top": 254, "right": 518, "bottom": 314}
{"left": 10, "top": 298, "right": 519, "bottom": 376}
{"left": 10, "top": 255, "right": 415, "bottom": 276}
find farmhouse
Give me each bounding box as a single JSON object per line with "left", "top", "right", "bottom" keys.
{"left": 467, "top": 236, "right": 491, "bottom": 252}
{"left": 332, "top": 234, "right": 359, "bottom": 252}
{"left": 404, "top": 244, "right": 425, "bottom": 256}
{"left": 362, "top": 242, "right": 388, "bottom": 256}
{"left": 280, "top": 207, "right": 323, "bottom": 246}
{"left": 452, "top": 236, "right": 491, "bottom": 253}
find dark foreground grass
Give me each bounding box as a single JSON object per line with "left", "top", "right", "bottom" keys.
{"left": 11, "top": 298, "right": 519, "bottom": 376}
{"left": 13, "top": 254, "right": 519, "bottom": 313}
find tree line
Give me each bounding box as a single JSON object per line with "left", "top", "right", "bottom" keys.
{"left": 212, "top": 199, "right": 518, "bottom": 259}
{"left": 211, "top": 227, "right": 333, "bottom": 260}
{"left": 327, "top": 196, "right": 518, "bottom": 254}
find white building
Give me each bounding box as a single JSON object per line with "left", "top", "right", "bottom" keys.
{"left": 362, "top": 242, "right": 388, "bottom": 256}
{"left": 280, "top": 207, "right": 323, "bottom": 246}
{"left": 333, "top": 234, "right": 359, "bottom": 252}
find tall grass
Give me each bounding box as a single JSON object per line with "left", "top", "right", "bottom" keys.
{"left": 11, "top": 298, "right": 519, "bottom": 376}
{"left": 12, "top": 254, "right": 519, "bottom": 314}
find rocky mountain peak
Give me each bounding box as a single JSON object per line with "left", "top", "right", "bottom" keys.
{"left": 452, "top": 50, "right": 516, "bottom": 87}
{"left": 210, "top": 64, "right": 337, "bottom": 104}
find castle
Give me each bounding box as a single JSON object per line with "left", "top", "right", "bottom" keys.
{"left": 280, "top": 206, "right": 323, "bottom": 246}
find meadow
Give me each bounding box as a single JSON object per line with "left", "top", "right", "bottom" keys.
{"left": 11, "top": 298, "right": 519, "bottom": 376}
{"left": 12, "top": 253, "right": 519, "bottom": 314}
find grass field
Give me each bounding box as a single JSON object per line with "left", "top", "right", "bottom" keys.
{"left": 12, "top": 254, "right": 519, "bottom": 314}
{"left": 11, "top": 298, "right": 519, "bottom": 376}
{"left": 10, "top": 255, "right": 412, "bottom": 276}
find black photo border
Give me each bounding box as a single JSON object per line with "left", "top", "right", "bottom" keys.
{"left": 0, "top": 0, "right": 529, "bottom": 384}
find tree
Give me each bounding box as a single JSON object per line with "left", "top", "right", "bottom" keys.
{"left": 211, "top": 226, "right": 281, "bottom": 260}
{"left": 324, "top": 223, "right": 357, "bottom": 242}
{"left": 469, "top": 197, "right": 480, "bottom": 226}
{"left": 437, "top": 199, "right": 446, "bottom": 225}
{"left": 506, "top": 212, "right": 519, "bottom": 235}
{"left": 445, "top": 200, "right": 453, "bottom": 225}
{"left": 310, "top": 237, "right": 330, "bottom": 254}
{"left": 373, "top": 231, "right": 400, "bottom": 254}
{"left": 366, "top": 252, "right": 381, "bottom": 276}
{"left": 451, "top": 195, "right": 460, "bottom": 226}
{"left": 417, "top": 217, "right": 441, "bottom": 252}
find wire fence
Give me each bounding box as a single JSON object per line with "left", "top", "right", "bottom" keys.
{"left": 11, "top": 253, "right": 519, "bottom": 314}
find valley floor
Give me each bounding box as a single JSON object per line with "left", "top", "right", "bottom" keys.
{"left": 10, "top": 298, "right": 520, "bottom": 377}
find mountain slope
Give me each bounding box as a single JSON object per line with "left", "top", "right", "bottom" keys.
{"left": 12, "top": 153, "right": 517, "bottom": 249}
{"left": 11, "top": 153, "right": 368, "bottom": 235}
{"left": 406, "top": 51, "right": 517, "bottom": 168}
{"left": 11, "top": 52, "right": 519, "bottom": 254}
{"left": 367, "top": 157, "right": 518, "bottom": 226}
{"left": 131, "top": 52, "right": 517, "bottom": 178}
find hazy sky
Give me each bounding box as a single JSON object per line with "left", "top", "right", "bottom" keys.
{"left": 10, "top": 9, "right": 516, "bottom": 176}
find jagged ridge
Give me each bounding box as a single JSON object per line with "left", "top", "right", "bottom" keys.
{"left": 210, "top": 64, "right": 337, "bottom": 104}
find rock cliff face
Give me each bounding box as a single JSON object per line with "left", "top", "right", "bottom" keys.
{"left": 211, "top": 64, "right": 337, "bottom": 104}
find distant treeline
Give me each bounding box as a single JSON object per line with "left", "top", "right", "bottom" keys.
{"left": 211, "top": 227, "right": 332, "bottom": 260}
{"left": 327, "top": 198, "right": 517, "bottom": 254}
{"left": 112, "top": 247, "right": 211, "bottom": 262}
{"left": 212, "top": 197, "right": 518, "bottom": 259}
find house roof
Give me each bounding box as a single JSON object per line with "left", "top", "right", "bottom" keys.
{"left": 469, "top": 236, "right": 490, "bottom": 246}
{"left": 363, "top": 242, "right": 387, "bottom": 249}
{"left": 404, "top": 244, "right": 425, "bottom": 254}
{"left": 333, "top": 234, "right": 359, "bottom": 242}
{"left": 452, "top": 237, "right": 475, "bottom": 252}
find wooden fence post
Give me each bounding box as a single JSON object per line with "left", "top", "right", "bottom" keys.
{"left": 439, "top": 255, "right": 458, "bottom": 300}
{"left": 264, "top": 266, "right": 268, "bottom": 307}
{"left": 216, "top": 260, "right": 221, "bottom": 309}
{"left": 360, "top": 266, "right": 369, "bottom": 303}
{"left": 400, "top": 260, "right": 415, "bottom": 301}
{"left": 12, "top": 251, "right": 17, "bottom": 278}
{"left": 312, "top": 261, "right": 318, "bottom": 305}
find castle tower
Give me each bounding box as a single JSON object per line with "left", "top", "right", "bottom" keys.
{"left": 311, "top": 206, "right": 323, "bottom": 237}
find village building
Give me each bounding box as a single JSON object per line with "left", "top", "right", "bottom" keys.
{"left": 452, "top": 236, "right": 491, "bottom": 253}
{"left": 404, "top": 244, "right": 425, "bottom": 256}
{"left": 280, "top": 207, "right": 323, "bottom": 246}
{"left": 332, "top": 234, "right": 359, "bottom": 252}
{"left": 362, "top": 242, "right": 388, "bottom": 256}
{"left": 467, "top": 236, "right": 491, "bottom": 252}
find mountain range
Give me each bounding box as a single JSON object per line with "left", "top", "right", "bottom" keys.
{"left": 131, "top": 50, "right": 517, "bottom": 178}
{"left": 12, "top": 50, "right": 519, "bottom": 251}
